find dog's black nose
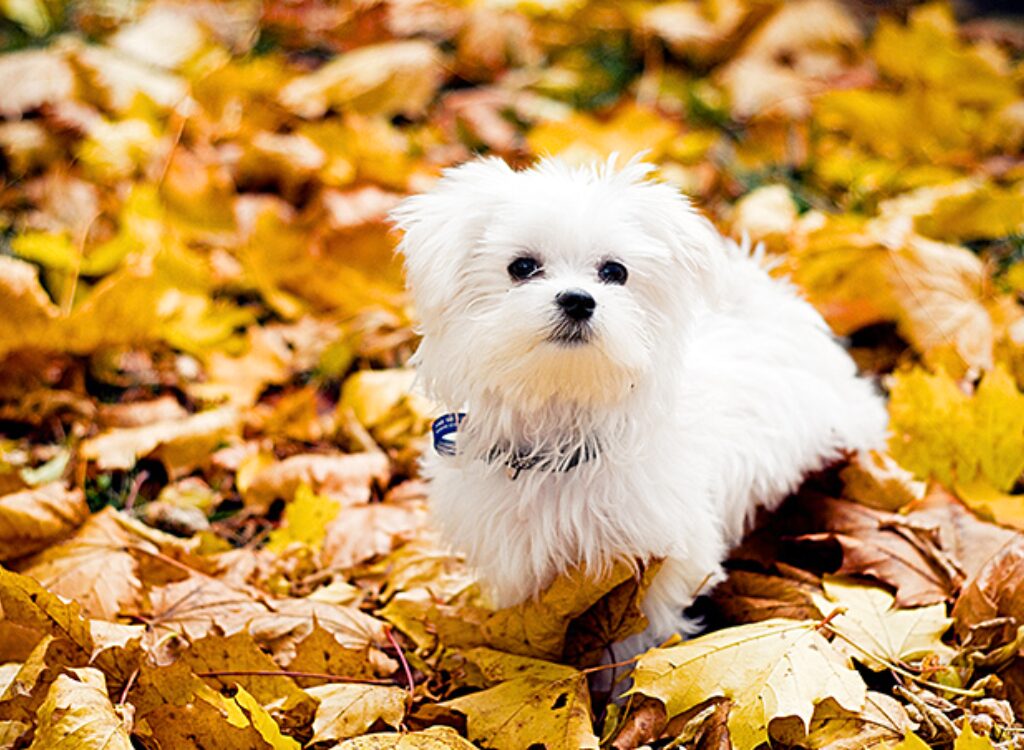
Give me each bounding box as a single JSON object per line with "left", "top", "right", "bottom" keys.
{"left": 556, "top": 289, "right": 596, "bottom": 321}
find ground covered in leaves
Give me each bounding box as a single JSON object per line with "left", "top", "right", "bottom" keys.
{"left": 1, "top": 0, "right": 1024, "bottom": 748}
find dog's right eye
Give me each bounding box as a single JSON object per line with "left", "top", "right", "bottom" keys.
{"left": 508, "top": 256, "right": 542, "bottom": 281}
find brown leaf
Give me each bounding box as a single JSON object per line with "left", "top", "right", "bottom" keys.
{"left": 792, "top": 496, "right": 962, "bottom": 606}
{"left": 0, "top": 483, "right": 88, "bottom": 562}
{"left": 711, "top": 568, "right": 822, "bottom": 625}
{"left": 952, "top": 536, "right": 1024, "bottom": 638}
{"left": 322, "top": 498, "right": 430, "bottom": 570}
{"left": 610, "top": 696, "right": 667, "bottom": 750}
{"left": 80, "top": 406, "right": 240, "bottom": 474}
{"left": 243, "top": 451, "right": 389, "bottom": 510}
{"left": 14, "top": 508, "right": 154, "bottom": 620}
{"left": 903, "top": 486, "right": 1020, "bottom": 583}
{"left": 179, "top": 631, "right": 317, "bottom": 730}
{"left": 284, "top": 623, "right": 384, "bottom": 685}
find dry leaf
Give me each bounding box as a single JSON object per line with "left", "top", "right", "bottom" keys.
{"left": 307, "top": 683, "right": 407, "bottom": 744}
{"left": 630, "top": 618, "right": 867, "bottom": 750}
{"left": 279, "top": 40, "right": 445, "bottom": 119}
{"left": 443, "top": 648, "right": 598, "bottom": 750}
{"left": 0, "top": 483, "right": 88, "bottom": 562}
{"left": 811, "top": 576, "right": 955, "bottom": 670}
{"left": 28, "top": 668, "right": 132, "bottom": 750}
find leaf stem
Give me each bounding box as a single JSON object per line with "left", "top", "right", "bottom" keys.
{"left": 196, "top": 670, "right": 395, "bottom": 685}
{"left": 821, "top": 622, "right": 984, "bottom": 698}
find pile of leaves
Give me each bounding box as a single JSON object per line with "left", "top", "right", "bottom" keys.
{"left": 1, "top": 0, "right": 1024, "bottom": 747}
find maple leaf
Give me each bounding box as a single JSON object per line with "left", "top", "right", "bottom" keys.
{"left": 336, "top": 726, "right": 478, "bottom": 748}
{"left": 28, "top": 668, "right": 132, "bottom": 750}
{"left": 811, "top": 576, "right": 955, "bottom": 670}
{"left": 0, "top": 483, "right": 88, "bottom": 561}
{"left": 443, "top": 648, "right": 599, "bottom": 750}
{"left": 265, "top": 483, "right": 341, "bottom": 554}
{"left": 629, "top": 618, "right": 867, "bottom": 750}
{"left": 306, "top": 684, "right": 407, "bottom": 744}
{"left": 889, "top": 365, "right": 1024, "bottom": 509}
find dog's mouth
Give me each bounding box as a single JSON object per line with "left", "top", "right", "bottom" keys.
{"left": 547, "top": 322, "right": 592, "bottom": 346}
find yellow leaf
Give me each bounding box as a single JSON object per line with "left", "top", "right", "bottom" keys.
{"left": 888, "top": 365, "right": 1024, "bottom": 494}
{"left": 880, "top": 731, "right": 933, "bottom": 750}
{"left": 340, "top": 369, "right": 435, "bottom": 449}
{"left": 29, "top": 668, "right": 132, "bottom": 750}
{"left": 0, "top": 482, "right": 88, "bottom": 561}
{"left": 80, "top": 407, "right": 240, "bottom": 473}
{"left": 954, "top": 721, "right": 997, "bottom": 750}
{"left": 954, "top": 480, "right": 1024, "bottom": 532}
{"left": 337, "top": 726, "right": 478, "bottom": 749}
{"left": 306, "top": 683, "right": 407, "bottom": 744}
{"left": 811, "top": 576, "right": 955, "bottom": 671}
{"left": 527, "top": 104, "right": 680, "bottom": 164}
{"left": 872, "top": 4, "right": 1016, "bottom": 108}
{"left": 266, "top": 484, "right": 341, "bottom": 553}
{"left": 0, "top": 566, "right": 93, "bottom": 654}
{"left": 279, "top": 41, "right": 445, "bottom": 119}
{"left": 230, "top": 685, "right": 301, "bottom": 750}
{"left": 630, "top": 618, "right": 867, "bottom": 750}
{"left": 444, "top": 648, "right": 598, "bottom": 750}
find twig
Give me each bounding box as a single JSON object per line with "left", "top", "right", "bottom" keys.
{"left": 385, "top": 625, "right": 416, "bottom": 697}
{"left": 821, "top": 622, "right": 984, "bottom": 698}
{"left": 118, "top": 667, "right": 139, "bottom": 706}
{"left": 196, "top": 669, "right": 396, "bottom": 685}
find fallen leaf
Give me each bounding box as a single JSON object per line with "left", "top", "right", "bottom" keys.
{"left": 179, "top": 631, "right": 317, "bottom": 729}
{"left": 711, "top": 568, "right": 822, "bottom": 625}
{"left": 791, "top": 496, "right": 961, "bottom": 606}
{"left": 952, "top": 537, "right": 1024, "bottom": 638}
{"left": 0, "top": 48, "right": 76, "bottom": 118}
{"left": 0, "top": 483, "right": 88, "bottom": 561}
{"left": 306, "top": 683, "right": 407, "bottom": 744}
{"left": 28, "top": 668, "right": 132, "bottom": 750}
{"left": 243, "top": 452, "right": 389, "bottom": 511}
{"left": 840, "top": 451, "right": 927, "bottom": 512}
{"left": 266, "top": 484, "right": 341, "bottom": 554}
{"left": 80, "top": 407, "right": 240, "bottom": 474}
{"left": 889, "top": 366, "right": 1024, "bottom": 496}
{"left": 630, "top": 618, "right": 867, "bottom": 750}
{"left": 322, "top": 498, "right": 430, "bottom": 570}
{"left": 770, "top": 692, "right": 913, "bottom": 749}
{"left": 13, "top": 508, "right": 180, "bottom": 621}
{"left": 902, "top": 486, "right": 1019, "bottom": 583}
{"left": 443, "top": 648, "right": 599, "bottom": 750}
{"left": 279, "top": 40, "right": 446, "bottom": 119}
{"left": 336, "top": 726, "right": 478, "bottom": 748}
{"left": 811, "top": 576, "right": 955, "bottom": 670}
{"left": 0, "top": 567, "right": 92, "bottom": 655}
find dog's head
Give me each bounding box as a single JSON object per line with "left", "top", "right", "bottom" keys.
{"left": 390, "top": 157, "right": 723, "bottom": 411}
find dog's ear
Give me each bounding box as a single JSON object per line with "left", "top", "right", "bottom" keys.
{"left": 618, "top": 164, "right": 725, "bottom": 282}
{"left": 390, "top": 157, "right": 514, "bottom": 325}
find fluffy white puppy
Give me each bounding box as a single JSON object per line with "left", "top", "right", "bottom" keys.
{"left": 391, "top": 157, "right": 887, "bottom": 645}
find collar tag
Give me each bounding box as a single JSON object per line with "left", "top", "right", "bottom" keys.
{"left": 432, "top": 413, "right": 466, "bottom": 457}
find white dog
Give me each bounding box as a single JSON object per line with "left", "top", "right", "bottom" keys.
{"left": 391, "top": 157, "right": 887, "bottom": 645}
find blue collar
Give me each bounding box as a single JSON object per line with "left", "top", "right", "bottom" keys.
{"left": 431, "top": 413, "right": 599, "bottom": 480}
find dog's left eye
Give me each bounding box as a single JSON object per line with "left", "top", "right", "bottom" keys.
{"left": 598, "top": 261, "right": 628, "bottom": 285}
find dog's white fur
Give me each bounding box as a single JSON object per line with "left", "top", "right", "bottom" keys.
{"left": 391, "top": 157, "right": 887, "bottom": 644}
